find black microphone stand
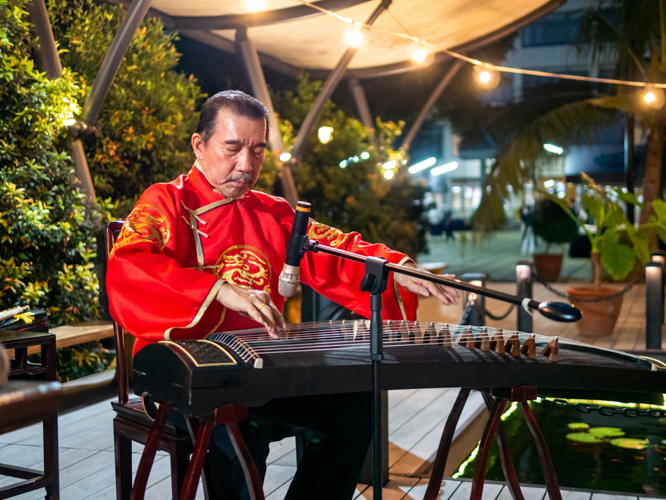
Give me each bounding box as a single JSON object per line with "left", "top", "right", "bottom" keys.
{"left": 298, "top": 239, "right": 581, "bottom": 500}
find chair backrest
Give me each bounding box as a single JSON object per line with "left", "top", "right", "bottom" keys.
{"left": 105, "top": 220, "right": 128, "bottom": 405}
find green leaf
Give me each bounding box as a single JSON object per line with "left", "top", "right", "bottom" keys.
{"left": 582, "top": 193, "right": 601, "bottom": 220}
{"left": 652, "top": 199, "right": 666, "bottom": 221}
{"left": 600, "top": 235, "right": 635, "bottom": 280}
{"left": 630, "top": 231, "right": 651, "bottom": 264}
{"left": 614, "top": 189, "right": 642, "bottom": 208}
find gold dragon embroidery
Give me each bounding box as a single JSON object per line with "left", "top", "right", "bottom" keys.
{"left": 306, "top": 219, "right": 348, "bottom": 248}
{"left": 110, "top": 204, "right": 170, "bottom": 256}
{"left": 215, "top": 245, "right": 272, "bottom": 293}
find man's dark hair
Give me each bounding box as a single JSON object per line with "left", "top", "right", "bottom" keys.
{"left": 196, "top": 90, "right": 270, "bottom": 144}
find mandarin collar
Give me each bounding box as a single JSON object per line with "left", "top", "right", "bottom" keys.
{"left": 187, "top": 162, "right": 249, "bottom": 205}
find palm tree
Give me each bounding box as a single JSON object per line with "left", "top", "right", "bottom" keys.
{"left": 474, "top": 0, "right": 666, "bottom": 235}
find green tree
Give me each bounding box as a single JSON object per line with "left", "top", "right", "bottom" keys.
{"left": 0, "top": 0, "right": 107, "bottom": 325}
{"left": 474, "top": 0, "right": 666, "bottom": 237}
{"left": 273, "top": 74, "right": 428, "bottom": 257}
{"left": 47, "top": 0, "right": 205, "bottom": 216}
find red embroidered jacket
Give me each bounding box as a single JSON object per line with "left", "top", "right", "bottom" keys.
{"left": 107, "top": 166, "right": 418, "bottom": 355}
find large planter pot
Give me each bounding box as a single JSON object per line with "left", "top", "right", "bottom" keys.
{"left": 533, "top": 253, "right": 563, "bottom": 282}
{"left": 567, "top": 285, "right": 624, "bottom": 336}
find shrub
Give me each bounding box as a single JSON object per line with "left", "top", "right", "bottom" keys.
{"left": 0, "top": 0, "right": 106, "bottom": 325}
{"left": 48, "top": 0, "right": 205, "bottom": 216}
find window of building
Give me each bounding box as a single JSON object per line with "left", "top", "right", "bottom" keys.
{"left": 521, "top": 10, "right": 583, "bottom": 47}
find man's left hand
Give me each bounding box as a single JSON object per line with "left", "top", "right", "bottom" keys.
{"left": 395, "top": 262, "right": 460, "bottom": 305}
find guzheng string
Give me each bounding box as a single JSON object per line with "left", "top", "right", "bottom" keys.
{"left": 208, "top": 320, "right": 557, "bottom": 355}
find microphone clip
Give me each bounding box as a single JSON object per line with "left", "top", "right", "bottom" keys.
{"left": 360, "top": 257, "right": 388, "bottom": 295}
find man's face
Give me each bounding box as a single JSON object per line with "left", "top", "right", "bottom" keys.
{"left": 191, "top": 110, "right": 267, "bottom": 198}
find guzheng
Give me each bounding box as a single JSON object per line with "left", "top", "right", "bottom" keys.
{"left": 133, "top": 320, "right": 666, "bottom": 416}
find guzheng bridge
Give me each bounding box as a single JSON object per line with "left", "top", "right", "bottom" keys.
{"left": 3, "top": 0, "right": 666, "bottom": 500}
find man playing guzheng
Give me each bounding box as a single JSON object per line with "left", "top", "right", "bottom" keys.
{"left": 107, "top": 90, "right": 459, "bottom": 500}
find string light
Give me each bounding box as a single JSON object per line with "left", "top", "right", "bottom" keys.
{"left": 243, "top": 0, "right": 266, "bottom": 12}
{"left": 295, "top": 0, "right": 666, "bottom": 91}
{"left": 343, "top": 26, "right": 364, "bottom": 48}
{"left": 474, "top": 65, "right": 500, "bottom": 89}
{"left": 383, "top": 170, "right": 394, "bottom": 179}
{"left": 643, "top": 84, "right": 665, "bottom": 109}
{"left": 360, "top": 151, "right": 370, "bottom": 160}
{"left": 318, "top": 126, "right": 334, "bottom": 144}
{"left": 382, "top": 160, "right": 396, "bottom": 170}
{"left": 279, "top": 152, "right": 292, "bottom": 162}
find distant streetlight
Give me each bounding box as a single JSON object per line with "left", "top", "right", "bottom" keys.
{"left": 543, "top": 143, "right": 563, "bottom": 155}
{"left": 431, "top": 161, "right": 458, "bottom": 176}
{"left": 408, "top": 157, "right": 436, "bottom": 174}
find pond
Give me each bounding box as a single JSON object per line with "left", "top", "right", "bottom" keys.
{"left": 455, "top": 399, "right": 666, "bottom": 496}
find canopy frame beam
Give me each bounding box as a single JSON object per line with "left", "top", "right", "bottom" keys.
{"left": 348, "top": 77, "right": 374, "bottom": 130}
{"left": 80, "top": 0, "right": 153, "bottom": 129}
{"left": 235, "top": 28, "right": 298, "bottom": 208}
{"left": 291, "top": 0, "right": 392, "bottom": 163}
{"left": 28, "top": 0, "right": 96, "bottom": 202}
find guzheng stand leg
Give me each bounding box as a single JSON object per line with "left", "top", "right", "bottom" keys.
{"left": 423, "top": 388, "right": 470, "bottom": 500}
{"left": 180, "top": 404, "right": 262, "bottom": 500}
{"left": 519, "top": 402, "right": 562, "bottom": 500}
{"left": 360, "top": 256, "right": 389, "bottom": 500}
{"left": 131, "top": 403, "right": 172, "bottom": 500}
{"left": 470, "top": 397, "right": 507, "bottom": 500}
{"left": 481, "top": 393, "right": 524, "bottom": 500}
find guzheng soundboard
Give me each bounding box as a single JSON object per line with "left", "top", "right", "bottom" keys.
{"left": 133, "top": 320, "right": 666, "bottom": 416}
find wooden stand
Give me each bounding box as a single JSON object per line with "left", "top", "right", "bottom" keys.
{"left": 130, "top": 403, "right": 263, "bottom": 500}
{"left": 423, "top": 385, "right": 561, "bottom": 500}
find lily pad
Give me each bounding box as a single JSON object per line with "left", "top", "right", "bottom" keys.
{"left": 609, "top": 438, "right": 649, "bottom": 450}
{"left": 567, "top": 422, "right": 589, "bottom": 430}
{"left": 589, "top": 427, "right": 625, "bottom": 438}
{"left": 566, "top": 433, "right": 604, "bottom": 443}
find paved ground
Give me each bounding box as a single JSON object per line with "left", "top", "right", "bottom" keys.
{"left": 418, "top": 230, "right": 592, "bottom": 283}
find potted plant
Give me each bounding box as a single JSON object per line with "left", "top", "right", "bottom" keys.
{"left": 545, "top": 173, "right": 666, "bottom": 335}
{"left": 532, "top": 198, "right": 580, "bottom": 281}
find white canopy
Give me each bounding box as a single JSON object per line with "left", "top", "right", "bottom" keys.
{"left": 141, "top": 0, "right": 564, "bottom": 77}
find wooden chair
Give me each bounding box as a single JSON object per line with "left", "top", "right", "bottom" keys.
{"left": 106, "top": 220, "right": 208, "bottom": 500}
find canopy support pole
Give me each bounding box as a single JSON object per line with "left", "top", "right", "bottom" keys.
{"left": 348, "top": 77, "right": 374, "bottom": 130}
{"left": 401, "top": 60, "right": 463, "bottom": 151}
{"left": 236, "top": 28, "right": 298, "bottom": 208}
{"left": 290, "top": 0, "right": 391, "bottom": 163}
{"left": 80, "top": 0, "right": 153, "bottom": 128}
{"left": 28, "top": 0, "right": 96, "bottom": 202}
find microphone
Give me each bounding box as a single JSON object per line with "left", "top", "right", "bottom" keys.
{"left": 279, "top": 201, "right": 311, "bottom": 297}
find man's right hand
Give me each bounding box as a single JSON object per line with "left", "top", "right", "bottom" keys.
{"left": 215, "top": 282, "right": 286, "bottom": 338}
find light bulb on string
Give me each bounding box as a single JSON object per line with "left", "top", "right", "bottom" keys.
{"left": 642, "top": 84, "right": 665, "bottom": 109}
{"left": 243, "top": 0, "right": 266, "bottom": 11}
{"left": 473, "top": 65, "right": 500, "bottom": 89}
{"left": 318, "top": 126, "right": 334, "bottom": 144}
{"left": 343, "top": 25, "right": 364, "bottom": 48}
{"left": 411, "top": 43, "right": 433, "bottom": 66}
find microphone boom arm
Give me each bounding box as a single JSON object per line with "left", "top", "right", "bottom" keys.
{"left": 303, "top": 240, "right": 581, "bottom": 323}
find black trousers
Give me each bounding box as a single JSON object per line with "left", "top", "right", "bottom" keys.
{"left": 204, "top": 392, "right": 372, "bottom": 500}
